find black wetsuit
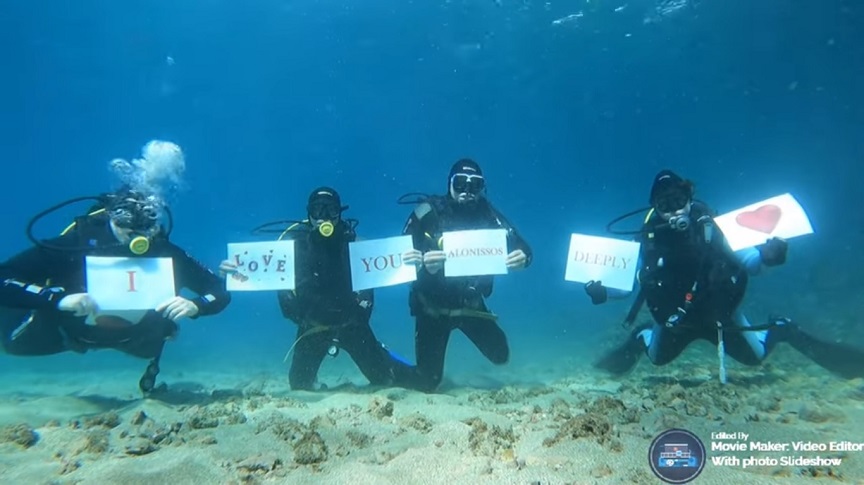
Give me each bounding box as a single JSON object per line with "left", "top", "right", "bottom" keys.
{"left": 598, "top": 202, "right": 864, "bottom": 379}
{"left": 277, "top": 225, "right": 415, "bottom": 391}
{"left": 402, "top": 195, "right": 532, "bottom": 392}
{"left": 0, "top": 217, "right": 230, "bottom": 359}
{"left": 635, "top": 202, "right": 763, "bottom": 365}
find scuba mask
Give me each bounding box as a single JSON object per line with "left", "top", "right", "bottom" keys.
{"left": 25, "top": 190, "right": 173, "bottom": 255}
{"left": 107, "top": 192, "right": 163, "bottom": 254}
{"left": 451, "top": 173, "right": 485, "bottom": 195}
{"left": 605, "top": 171, "right": 698, "bottom": 237}
{"left": 652, "top": 187, "right": 692, "bottom": 232}
{"left": 653, "top": 189, "right": 690, "bottom": 214}
{"left": 307, "top": 201, "right": 342, "bottom": 238}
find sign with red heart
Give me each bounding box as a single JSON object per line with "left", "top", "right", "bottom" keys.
{"left": 714, "top": 193, "right": 813, "bottom": 251}
{"left": 734, "top": 204, "right": 782, "bottom": 234}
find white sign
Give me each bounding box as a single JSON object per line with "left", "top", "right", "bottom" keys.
{"left": 714, "top": 193, "right": 814, "bottom": 251}
{"left": 349, "top": 235, "right": 417, "bottom": 291}
{"left": 85, "top": 257, "right": 176, "bottom": 311}
{"left": 442, "top": 229, "right": 508, "bottom": 277}
{"left": 226, "top": 241, "right": 296, "bottom": 291}
{"left": 564, "top": 234, "right": 641, "bottom": 291}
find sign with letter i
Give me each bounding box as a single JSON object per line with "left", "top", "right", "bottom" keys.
{"left": 85, "top": 256, "right": 177, "bottom": 310}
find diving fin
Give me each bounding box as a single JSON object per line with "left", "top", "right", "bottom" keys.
{"left": 594, "top": 326, "right": 648, "bottom": 375}
{"left": 775, "top": 319, "right": 864, "bottom": 379}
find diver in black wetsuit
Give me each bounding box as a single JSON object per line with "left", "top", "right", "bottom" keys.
{"left": 400, "top": 159, "right": 532, "bottom": 392}
{"left": 0, "top": 188, "right": 231, "bottom": 393}
{"left": 586, "top": 170, "right": 864, "bottom": 380}
{"left": 221, "top": 187, "right": 416, "bottom": 391}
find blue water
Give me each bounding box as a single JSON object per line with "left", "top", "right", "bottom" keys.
{"left": 0, "top": 0, "right": 861, "bottom": 383}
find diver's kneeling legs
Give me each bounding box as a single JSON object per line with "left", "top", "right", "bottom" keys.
{"left": 644, "top": 324, "right": 695, "bottom": 366}
{"left": 720, "top": 312, "right": 768, "bottom": 366}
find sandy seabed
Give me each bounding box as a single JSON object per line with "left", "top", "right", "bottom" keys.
{"left": 1, "top": 345, "right": 863, "bottom": 485}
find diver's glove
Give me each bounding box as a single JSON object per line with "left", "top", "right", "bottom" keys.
{"left": 584, "top": 280, "right": 608, "bottom": 305}
{"left": 757, "top": 237, "right": 788, "bottom": 267}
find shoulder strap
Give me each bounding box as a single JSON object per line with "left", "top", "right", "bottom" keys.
{"left": 484, "top": 199, "right": 512, "bottom": 230}
{"left": 417, "top": 195, "right": 448, "bottom": 230}
{"left": 413, "top": 201, "right": 434, "bottom": 220}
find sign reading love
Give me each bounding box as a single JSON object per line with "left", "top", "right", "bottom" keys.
{"left": 714, "top": 193, "right": 813, "bottom": 251}
{"left": 226, "top": 241, "right": 296, "bottom": 291}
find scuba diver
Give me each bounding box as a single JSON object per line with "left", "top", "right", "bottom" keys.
{"left": 400, "top": 159, "right": 532, "bottom": 392}
{"left": 585, "top": 169, "right": 864, "bottom": 381}
{"left": 0, "top": 186, "right": 231, "bottom": 394}
{"left": 220, "top": 187, "right": 417, "bottom": 391}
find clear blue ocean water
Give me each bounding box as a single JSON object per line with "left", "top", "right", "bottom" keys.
{"left": 0, "top": 0, "right": 861, "bottom": 385}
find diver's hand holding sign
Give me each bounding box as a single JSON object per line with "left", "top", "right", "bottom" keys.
{"left": 401, "top": 248, "right": 445, "bottom": 272}
{"left": 60, "top": 292, "right": 199, "bottom": 322}
{"left": 422, "top": 250, "right": 447, "bottom": 274}
{"left": 218, "top": 260, "right": 238, "bottom": 277}
{"left": 506, "top": 249, "right": 528, "bottom": 270}
{"left": 401, "top": 249, "right": 423, "bottom": 266}
{"left": 584, "top": 280, "right": 608, "bottom": 305}
{"left": 756, "top": 237, "right": 788, "bottom": 267}
{"left": 156, "top": 296, "right": 199, "bottom": 321}
{"left": 58, "top": 293, "right": 100, "bottom": 317}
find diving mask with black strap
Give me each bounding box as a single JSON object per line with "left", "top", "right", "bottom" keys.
{"left": 307, "top": 199, "right": 345, "bottom": 238}
{"left": 450, "top": 173, "right": 486, "bottom": 195}
{"left": 654, "top": 190, "right": 692, "bottom": 232}
{"left": 26, "top": 190, "right": 172, "bottom": 255}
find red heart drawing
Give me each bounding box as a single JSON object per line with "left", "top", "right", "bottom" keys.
{"left": 735, "top": 204, "right": 782, "bottom": 234}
